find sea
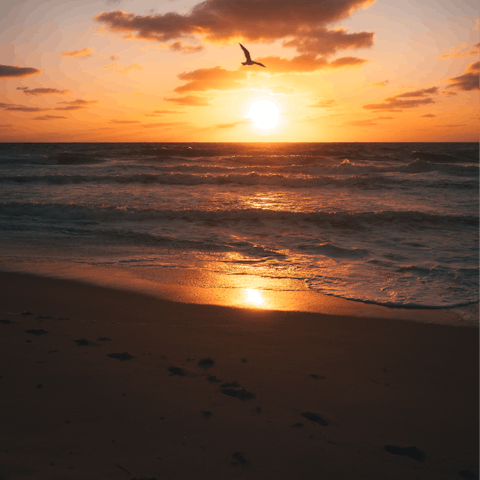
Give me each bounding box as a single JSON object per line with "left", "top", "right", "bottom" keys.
{"left": 0, "top": 142, "right": 478, "bottom": 323}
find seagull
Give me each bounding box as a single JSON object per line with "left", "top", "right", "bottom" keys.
{"left": 239, "top": 43, "right": 266, "bottom": 68}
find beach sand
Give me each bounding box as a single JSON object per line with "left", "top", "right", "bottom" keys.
{"left": 0, "top": 271, "right": 478, "bottom": 479}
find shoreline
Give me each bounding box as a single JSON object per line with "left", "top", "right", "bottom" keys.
{"left": 0, "top": 258, "right": 478, "bottom": 326}
{"left": 0, "top": 271, "right": 478, "bottom": 479}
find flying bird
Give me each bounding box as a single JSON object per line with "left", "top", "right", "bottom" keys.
{"left": 239, "top": 44, "right": 266, "bottom": 68}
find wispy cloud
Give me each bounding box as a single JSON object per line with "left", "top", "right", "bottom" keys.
{"left": 214, "top": 119, "right": 252, "bottom": 129}
{"left": 309, "top": 99, "right": 337, "bottom": 108}
{"left": 109, "top": 63, "right": 143, "bottom": 74}
{"left": 0, "top": 64, "right": 41, "bottom": 78}
{"left": 369, "top": 79, "right": 389, "bottom": 87}
{"left": 164, "top": 95, "right": 211, "bottom": 106}
{"left": 17, "top": 87, "right": 72, "bottom": 96}
{"left": 439, "top": 42, "right": 480, "bottom": 59}
{"left": 141, "top": 121, "right": 190, "bottom": 128}
{"left": 109, "top": 119, "right": 141, "bottom": 124}
{"left": 344, "top": 116, "right": 394, "bottom": 127}
{"left": 445, "top": 61, "right": 479, "bottom": 91}
{"left": 62, "top": 47, "right": 93, "bottom": 58}
{"left": 33, "top": 115, "right": 67, "bottom": 120}
{"left": 0, "top": 103, "right": 49, "bottom": 112}
{"left": 421, "top": 114, "right": 436, "bottom": 118}
{"left": 363, "top": 87, "right": 439, "bottom": 111}
{"left": 55, "top": 99, "right": 98, "bottom": 111}
{"left": 145, "top": 109, "right": 183, "bottom": 116}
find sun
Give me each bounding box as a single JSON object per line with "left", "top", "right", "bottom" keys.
{"left": 247, "top": 100, "right": 280, "bottom": 130}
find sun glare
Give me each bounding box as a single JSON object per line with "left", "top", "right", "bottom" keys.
{"left": 247, "top": 100, "right": 280, "bottom": 130}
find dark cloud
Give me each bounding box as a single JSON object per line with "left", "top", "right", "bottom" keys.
{"left": 94, "top": 0, "right": 375, "bottom": 56}
{"left": 33, "top": 115, "right": 67, "bottom": 120}
{"left": 395, "top": 86, "right": 439, "bottom": 98}
{"left": 363, "top": 87, "right": 439, "bottom": 111}
{"left": 62, "top": 48, "right": 93, "bottom": 58}
{"left": 445, "top": 61, "right": 479, "bottom": 91}
{"left": 55, "top": 99, "right": 98, "bottom": 111}
{"left": 17, "top": 87, "right": 72, "bottom": 96}
{"left": 0, "top": 103, "right": 49, "bottom": 112}
{"left": 283, "top": 28, "right": 373, "bottom": 56}
{"left": 0, "top": 64, "right": 41, "bottom": 78}
{"left": 164, "top": 95, "right": 211, "bottom": 106}
{"left": 167, "top": 41, "right": 203, "bottom": 53}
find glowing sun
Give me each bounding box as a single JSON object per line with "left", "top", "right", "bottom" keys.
{"left": 247, "top": 100, "right": 280, "bottom": 130}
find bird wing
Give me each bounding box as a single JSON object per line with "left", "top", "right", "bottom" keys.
{"left": 239, "top": 43, "right": 251, "bottom": 62}
{"left": 253, "top": 61, "right": 266, "bottom": 68}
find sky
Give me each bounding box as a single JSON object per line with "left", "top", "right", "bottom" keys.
{"left": 0, "top": 0, "right": 478, "bottom": 142}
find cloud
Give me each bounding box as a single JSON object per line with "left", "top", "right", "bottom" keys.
{"left": 439, "top": 42, "right": 480, "bottom": 59}
{"left": 421, "top": 114, "right": 436, "bottom": 118}
{"left": 33, "top": 115, "right": 67, "bottom": 120}
{"left": 0, "top": 124, "right": 13, "bottom": 127}
{"left": 269, "top": 85, "right": 295, "bottom": 95}
{"left": 282, "top": 28, "right": 374, "bottom": 56}
{"left": 309, "top": 99, "right": 337, "bottom": 108}
{"left": 369, "top": 79, "right": 389, "bottom": 87}
{"left": 394, "top": 86, "right": 439, "bottom": 98}
{"left": 58, "top": 99, "right": 98, "bottom": 106}
{"left": 62, "top": 47, "right": 93, "bottom": 58}
{"left": 445, "top": 61, "right": 479, "bottom": 91}
{"left": 114, "top": 63, "right": 143, "bottom": 74}
{"left": 0, "top": 103, "right": 49, "bottom": 112}
{"left": 0, "top": 64, "right": 41, "bottom": 78}
{"left": 255, "top": 54, "right": 367, "bottom": 73}
{"left": 94, "top": 0, "right": 375, "bottom": 57}
{"left": 109, "top": 119, "right": 140, "bottom": 124}
{"left": 174, "top": 67, "right": 247, "bottom": 93}
{"left": 166, "top": 41, "right": 203, "bottom": 53}
{"left": 145, "top": 109, "right": 183, "bottom": 116}
{"left": 17, "top": 87, "right": 72, "bottom": 96}
{"left": 344, "top": 119, "right": 379, "bottom": 126}
{"left": 344, "top": 116, "right": 394, "bottom": 126}
{"left": 215, "top": 119, "right": 252, "bottom": 129}
{"left": 164, "top": 95, "right": 211, "bottom": 106}
{"left": 55, "top": 99, "right": 98, "bottom": 110}
{"left": 141, "top": 122, "right": 190, "bottom": 128}
{"left": 363, "top": 86, "right": 439, "bottom": 111}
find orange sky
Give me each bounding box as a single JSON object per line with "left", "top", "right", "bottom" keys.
{"left": 0, "top": 0, "right": 478, "bottom": 142}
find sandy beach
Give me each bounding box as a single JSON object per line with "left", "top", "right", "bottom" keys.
{"left": 0, "top": 271, "right": 478, "bottom": 480}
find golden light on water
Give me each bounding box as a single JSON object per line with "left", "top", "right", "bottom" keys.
{"left": 247, "top": 100, "right": 280, "bottom": 130}
{"left": 245, "top": 288, "right": 264, "bottom": 306}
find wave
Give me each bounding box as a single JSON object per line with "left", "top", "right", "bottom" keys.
{"left": 1, "top": 170, "right": 477, "bottom": 189}
{"left": 1, "top": 202, "right": 477, "bottom": 229}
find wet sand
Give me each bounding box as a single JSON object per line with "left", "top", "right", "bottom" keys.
{"left": 0, "top": 271, "right": 478, "bottom": 479}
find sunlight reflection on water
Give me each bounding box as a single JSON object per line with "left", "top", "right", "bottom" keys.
{"left": 245, "top": 288, "right": 264, "bottom": 307}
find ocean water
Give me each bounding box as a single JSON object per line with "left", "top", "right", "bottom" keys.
{"left": 0, "top": 142, "right": 478, "bottom": 320}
